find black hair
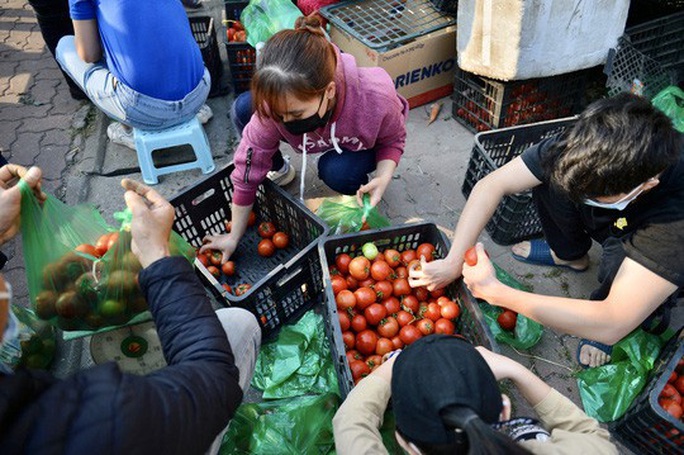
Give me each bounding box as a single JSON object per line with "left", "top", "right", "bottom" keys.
{"left": 397, "top": 407, "right": 533, "bottom": 455}
{"left": 543, "top": 93, "right": 681, "bottom": 202}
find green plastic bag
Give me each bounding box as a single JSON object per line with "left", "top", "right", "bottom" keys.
{"left": 252, "top": 311, "right": 339, "bottom": 399}
{"left": 652, "top": 86, "right": 684, "bottom": 133}
{"left": 477, "top": 263, "right": 544, "bottom": 350}
{"left": 577, "top": 329, "right": 667, "bottom": 423}
{"left": 240, "top": 0, "right": 302, "bottom": 48}
{"left": 0, "top": 305, "right": 57, "bottom": 372}
{"left": 219, "top": 393, "right": 339, "bottom": 455}
{"left": 19, "top": 183, "right": 194, "bottom": 332}
{"left": 316, "top": 194, "right": 391, "bottom": 235}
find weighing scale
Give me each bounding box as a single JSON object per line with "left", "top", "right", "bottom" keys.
{"left": 90, "top": 321, "right": 167, "bottom": 375}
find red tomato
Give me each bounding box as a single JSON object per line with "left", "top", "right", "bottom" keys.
{"left": 234, "top": 283, "right": 252, "bottom": 296}
{"left": 331, "top": 275, "right": 348, "bottom": 295}
{"left": 349, "top": 256, "right": 371, "bottom": 280}
{"left": 335, "top": 254, "right": 352, "bottom": 275}
{"left": 336, "top": 290, "right": 357, "bottom": 311}
{"left": 370, "top": 261, "right": 393, "bottom": 281}
{"left": 272, "top": 232, "right": 289, "bottom": 249}
{"left": 382, "top": 296, "right": 401, "bottom": 315}
{"left": 393, "top": 278, "right": 411, "bottom": 297}
{"left": 351, "top": 313, "right": 367, "bottom": 333}
{"left": 206, "top": 265, "right": 220, "bottom": 277}
{"left": 394, "top": 266, "right": 408, "bottom": 279}
{"left": 209, "top": 250, "right": 222, "bottom": 266}
{"left": 675, "top": 376, "right": 684, "bottom": 395}
{"left": 660, "top": 398, "right": 683, "bottom": 420}
{"left": 346, "top": 349, "right": 361, "bottom": 365}
{"left": 221, "top": 261, "right": 235, "bottom": 276}
{"left": 384, "top": 249, "right": 401, "bottom": 268}
{"left": 377, "top": 317, "right": 399, "bottom": 338}
{"left": 376, "top": 337, "right": 394, "bottom": 356}
{"left": 247, "top": 211, "right": 257, "bottom": 227}
{"left": 356, "top": 330, "right": 378, "bottom": 356}
{"left": 95, "top": 234, "right": 112, "bottom": 256}
{"left": 257, "top": 221, "right": 276, "bottom": 238}
{"left": 416, "top": 243, "right": 436, "bottom": 262}
{"left": 364, "top": 303, "right": 387, "bottom": 326}
{"left": 424, "top": 302, "right": 442, "bottom": 322}
{"left": 222, "top": 283, "right": 232, "bottom": 294}
{"left": 434, "top": 318, "right": 455, "bottom": 334}
{"left": 401, "top": 295, "right": 419, "bottom": 314}
{"left": 350, "top": 359, "right": 371, "bottom": 380}
{"left": 354, "top": 287, "right": 377, "bottom": 311}
{"left": 106, "top": 232, "right": 120, "bottom": 252}
{"left": 346, "top": 275, "right": 359, "bottom": 291}
{"left": 668, "top": 371, "right": 678, "bottom": 384}
{"left": 407, "top": 259, "right": 422, "bottom": 273}
{"left": 440, "top": 300, "right": 461, "bottom": 320}
{"left": 257, "top": 239, "right": 276, "bottom": 257}
{"left": 399, "top": 324, "right": 423, "bottom": 346}
{"left": 497, "top": 310, "right": 517, "bottom": 331}
{"left": 396, "top": 310, "right": 414, "bottom": 327}
{"left": 464, "top": 246, "right": 478, "bottom": 266}
{"left": 373, "top": 280, "right": 394, "bottom": 301}
{"left": 342, "top": 331, "right": 355, "bottom": 350}
{"left": 75, "top": 244, "right": 100, "bottom": 258}
{"left": 224, "top": 220, "right": 232, "bottom": 233}
{"left": 661, "top": 384, "right": 682, "bottom": 405}
{"left": 416, "top": 318, "right": 435, "bottom": 336}
{"left": 358, "top": 277, "right": 376, "bottom": 289}
{"left": 430, "top": 288, "right": 446, "bottom": 299}
{"left": 414, "top": 286, "right": 429, "bottom": 302}
{"left": 391, "top": 335, "right": 404, "bottom": 350}
{"left": 400, "top": 250, "right": 417, "bottom": 266}
{"left": 196, "top": 253, "right": 210, "bottom": 267}
{"left": 366, "top": 354, "right": 383, "bottom": 368}
{"left": 338, "top": 312, "right": 351, "bottom": 332}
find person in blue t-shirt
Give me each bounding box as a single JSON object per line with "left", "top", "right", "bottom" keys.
{"left": 55, "top": 0, "right": 214, "bottom": 149}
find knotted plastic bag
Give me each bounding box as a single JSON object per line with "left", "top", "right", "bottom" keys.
{"left": 240, "top": 0, "right": 302, "bottom": 48}
{"left": 316, "top": 194, "right": 391, "bottom": 235}
{"left": 652, "top": 86, "right": 684, "bottom": 133}
{"left": 477, "top": 263, "right": 544, "bottom": 350}
{"left": 20, "top": 183, "right": 194, "bottom": 332}
{"left": 0, "top": 305, "right": 56, "bottom": 372}
{"left": 577, "top": 328, "right": 667, "bottom": 422}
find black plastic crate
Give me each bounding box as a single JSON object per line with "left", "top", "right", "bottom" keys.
{"left": 605, "top": 12, "right": 684, "bottom": 98}
{"left": 224, "top": 1, "right": 255, "bottom": 94}
{"left": 452, "top": 67, "right": 592, "bottom": 133}
{"left": 611, "top": 329, "right": 684, "bottom": 454}
{"left": 430, "top": 0, "right": 458, "bottom": 15}
{"left": 319, "top": 223, "right": 497, "bottom": 399}
{"left": 461, "top": 118, "right": 577, "bottom": 245}
{"left": 169, "top": 164, "right": 328, "bottom": 341}
{"left": 189, "top": 16, "right": 224, "bottom": 98}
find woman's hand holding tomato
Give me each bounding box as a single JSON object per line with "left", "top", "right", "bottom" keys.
{"left": 408, "top": 256, "right": 462, "bottom": 292}
{"left": 200, "top": 233, "right": 239, "bottom": 263}
{"left": 462, "top": 243, "right": 502, "bottom": 303}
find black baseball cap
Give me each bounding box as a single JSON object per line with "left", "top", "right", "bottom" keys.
{"left": 391, "top": 335, "right": 503, "bottom": 445}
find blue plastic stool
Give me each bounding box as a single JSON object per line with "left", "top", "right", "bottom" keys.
{"left": 133, "top": 117, "right": 215, "bottom": 185}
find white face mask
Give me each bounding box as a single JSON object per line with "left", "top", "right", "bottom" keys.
{"left": 583, "top": 184, "right": 645, "bottom": 211}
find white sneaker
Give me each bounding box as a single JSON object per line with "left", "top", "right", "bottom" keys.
{"left": 196, "top": 104, "right": 213, "bottom": 124}
{"left": 267, "top": 155, "right": 296, "bottom": 186}
{"left": 107, "top": 122, "right": 135, "bottom": 150}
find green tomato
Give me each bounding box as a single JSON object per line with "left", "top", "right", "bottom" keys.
{"left": 362, "top": 242, "right": 379, "bottom": 260}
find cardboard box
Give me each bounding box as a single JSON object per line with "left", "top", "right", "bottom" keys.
{"left": 330, "top": 25, "right": 457, "bottom": 108}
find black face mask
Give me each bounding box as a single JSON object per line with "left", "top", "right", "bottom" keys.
{"left": 282, "top": 94, "right": 332, "bottom": 135}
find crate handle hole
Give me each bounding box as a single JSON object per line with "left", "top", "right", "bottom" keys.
{"left": 192, "top": 188, "right": 215, "bottom": 206}
{"left": 277, "top": 266, "right": 303, "bottom": 287}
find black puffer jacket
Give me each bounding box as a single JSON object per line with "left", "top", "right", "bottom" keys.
{"left": 0, "top": 256, "right": 242, "bottom": 454}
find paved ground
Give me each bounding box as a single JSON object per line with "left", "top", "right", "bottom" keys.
{"left": 1, "top": 0, "right": 681, "bottom": 452}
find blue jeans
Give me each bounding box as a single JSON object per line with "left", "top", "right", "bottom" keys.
{"left": 55, "top": 36, "right": 210, "bottom": 130}
{"left": 231, "top": 91, "right": 377, "bottom": 195}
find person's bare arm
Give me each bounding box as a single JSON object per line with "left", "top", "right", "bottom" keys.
{"left": 73, "top": 19, "right": 102, "bottom": 63}
{"left": 409, "top": 157, "right": 542, "bottom": 290}
{"left": 464, "top": 244, "right": 678, "bottom": 344}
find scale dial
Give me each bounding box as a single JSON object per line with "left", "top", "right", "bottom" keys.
{"left": 90, "top": 321, "right": 166, "bottom": 375}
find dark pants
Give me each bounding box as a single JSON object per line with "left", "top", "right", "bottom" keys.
{"left": 231, "top": 91, "right": 377, "bottom": 195}
{"left": 27, "top": 0, "right": 86, "bottom": 99}
{"left": 533, "top": 183, "right": 677, "bottom": 333}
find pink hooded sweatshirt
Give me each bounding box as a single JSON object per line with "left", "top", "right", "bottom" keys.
{"left": 230, "top": 46, "right": 409, "bottom": 206}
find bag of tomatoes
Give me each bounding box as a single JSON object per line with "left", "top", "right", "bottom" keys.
{"left": 19, "top": 185, "right": 194, "bottom": 332}
{"left": 316, "top": 194, "right": 390, "bottom": 235}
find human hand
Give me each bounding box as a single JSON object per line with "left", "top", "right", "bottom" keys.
{"left": 356, "top": 174, "right": 390, "bottom": 212}
{"left": 199, "top": 233, "right": 238, "bottom": 263}
{"left": 368, "top": 349, "right": 400, "bottom": 384}
{"left": 121, "top": 179, "right": 173, "bottom": 268}
{"left": 408, "top": 256, "right": 461, "bottom": 291}
{"left": 461, "top": 243, "right": 501, "bottom": 302}
{"left": 474, "top": 346, "right": 521, "bottom": 381}
{"left": 0, "top": 165, "right": 44, "bottom": 246}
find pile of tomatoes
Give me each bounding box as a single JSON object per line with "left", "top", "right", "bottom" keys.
{"left": 658, "top": 357, "right": 684, "bottom": 422}
{"left": 225, "top": 20, "right": 246, "bottom": 43}
{"left": 196, "top": 211, "right": 290, "bottom": 297}
{"left": 330, "top": 241, "right": 463, "bottom": 383}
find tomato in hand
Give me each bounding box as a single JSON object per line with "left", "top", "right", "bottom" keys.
{"left": 464, "top": 246, "right": 478, "bottom": 266}
{"left": 416, "top": 243, "right": 436, "bottom": 262}
{"left": 272, "top": 232, "right": 289, "bottom": 249}
{"left": 364, "top": 303, "right": 387, "bottom": 326}
{"left": 257, "top": 221, "right": 276, "bottom": 239}
{"left": 221, "top": 261, "right": 235, "bottom": 276}
{"left": 209, "top": 250, "right": 222, "bottom": 266}
{"left": 497, "top": 310, "right": 517, "bottom": 331}
{"left": 335, "top": 254, "right": 352, "bottom": 275}
{"left": 356, "top": 329, "right": 378, "bottom": 356}
{"left": 95, "top": 233, "right": 111, "bottom": 257}
{"left": 196, "top": 253, "right": 210, "bottom": 267}
{"left": 257, "top": 239, "right": 276, "bottom": 257}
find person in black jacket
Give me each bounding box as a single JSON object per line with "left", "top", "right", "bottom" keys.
{"left": 0, "top": 167, "right": 261, "bottom": 455}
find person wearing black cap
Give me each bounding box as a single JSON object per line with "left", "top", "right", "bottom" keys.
{"left": 333, "top": 335, "right": 617, "bottom": 454}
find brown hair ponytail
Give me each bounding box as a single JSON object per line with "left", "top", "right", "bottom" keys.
{"left": 251, "top": 14, "right": 337, "bottom": 119}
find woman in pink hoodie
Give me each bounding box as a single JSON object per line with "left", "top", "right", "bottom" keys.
{"left": 202, "top": 15, "right": 409, "bottom": 262}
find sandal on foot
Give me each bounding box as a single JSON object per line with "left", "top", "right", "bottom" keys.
{"left": 576, "top": 339, "right": 613, "bottom": 369}
{"left": 511, "top": 239, "right": 588, "bottom": 273}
